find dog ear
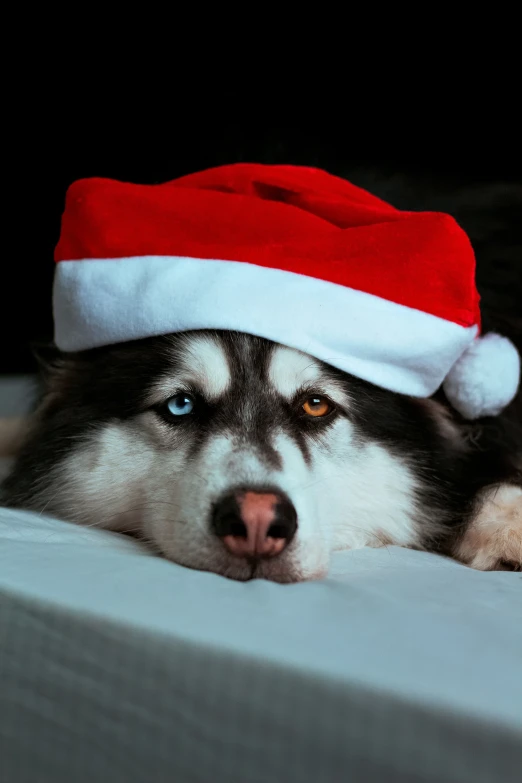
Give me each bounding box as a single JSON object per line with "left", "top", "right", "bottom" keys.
{"left": 31, "top": 342, "right": 66, "bottom": 386}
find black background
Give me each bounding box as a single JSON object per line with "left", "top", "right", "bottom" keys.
{"left": 3, "top": 74, "right": 521, "bottom": 374}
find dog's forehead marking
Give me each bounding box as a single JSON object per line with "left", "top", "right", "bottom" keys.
{"left": 268, "top": 346, "right": 323, "bottom": 397}
{"left": 268, "top": 345, "right": 350, "bottom": 406}
{"left": 176, "top": 334, "right": 231, "bottom": 398}
{"left": 148, "top": 334, "right": 231, "bottom": 402}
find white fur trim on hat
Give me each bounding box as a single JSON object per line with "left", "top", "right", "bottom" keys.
{"left": 443, "top": 332, "right": 521, "bottom": 419}
{"left": 53, "top": 256, "right": 479, "bottom": 399}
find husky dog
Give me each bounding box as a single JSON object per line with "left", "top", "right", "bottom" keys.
{"left": 2, "top": 330, "right": 520, "bottom": 582}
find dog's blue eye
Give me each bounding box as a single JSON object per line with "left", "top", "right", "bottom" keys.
{"left": 166, "top": 394, "right": 195, "bottom": 417}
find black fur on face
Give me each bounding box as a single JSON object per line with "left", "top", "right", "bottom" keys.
{"left": 2, "top": 330, "right": 521, "bottom": 565}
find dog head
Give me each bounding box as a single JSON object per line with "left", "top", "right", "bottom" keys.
{"left": 4, "top": 331, "right": 467, "bottom": 581}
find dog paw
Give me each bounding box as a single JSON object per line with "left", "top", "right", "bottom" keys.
{"left": 454, "top": 484, "right": 522, "bottom": 571}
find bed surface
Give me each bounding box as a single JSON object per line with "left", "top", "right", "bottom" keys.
{"left": 1, "top": 505, "right": 521, "bottom": 783}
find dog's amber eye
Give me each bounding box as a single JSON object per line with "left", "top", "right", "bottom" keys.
{"left": 302, "top": 396, "right": 332, "bottom": 418}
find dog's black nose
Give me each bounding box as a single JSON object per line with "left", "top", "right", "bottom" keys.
{"left": 212, "top": 489, "right": 297, "bottom": 558}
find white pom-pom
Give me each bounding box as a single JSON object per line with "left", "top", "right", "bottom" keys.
{"left": 443, "top": 333, "right": 520, "bottom": 419}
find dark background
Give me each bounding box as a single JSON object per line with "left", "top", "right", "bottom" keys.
{"left": 3, "top": 82, "right": 521, "bottom": 374}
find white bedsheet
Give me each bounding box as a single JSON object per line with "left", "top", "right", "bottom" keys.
{"left": 1, "top": 506, "right": 521, "bottom": 783}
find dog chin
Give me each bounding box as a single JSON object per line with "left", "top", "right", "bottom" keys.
{"left": 253, "top": 559, "right": 328, "bottom": 584}
{"left": 159, "top": 546, "right": 325, "bottom": 583}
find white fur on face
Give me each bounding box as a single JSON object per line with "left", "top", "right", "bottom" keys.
{"left": 300, "top": 432, "right": 424, "bottom": 552}
{"left": 53, "top": 337, "right": 425, "bottom": 582}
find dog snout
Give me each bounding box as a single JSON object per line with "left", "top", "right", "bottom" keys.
{"left": 212, "top": 490, "right": 297, "bottom": 559}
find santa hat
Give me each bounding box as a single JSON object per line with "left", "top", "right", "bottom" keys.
{"left": 53, "top": 164, "right": 520, "bottom": 420}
